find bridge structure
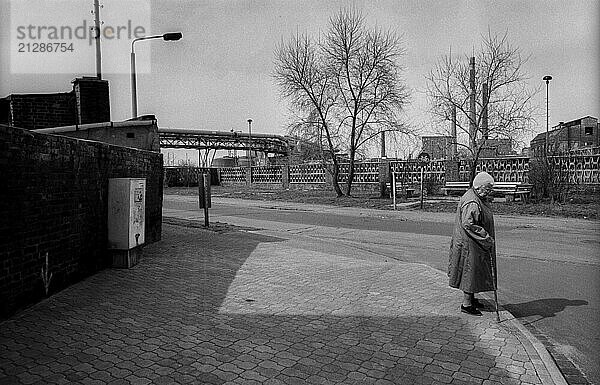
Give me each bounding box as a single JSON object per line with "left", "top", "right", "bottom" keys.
{"left": 158, "top": 127, "right": 293, "bottom": 166}
{"left": 158, "top": 128, "right": 290, "bottom": 154}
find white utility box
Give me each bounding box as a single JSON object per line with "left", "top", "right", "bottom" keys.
{"left": 108, "top": 178, "right": 146, "bottom": 268}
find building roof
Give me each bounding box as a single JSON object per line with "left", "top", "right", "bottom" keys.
{"left": 555, "top": 116, "right": 597, "bottom": 128}
{"left": 532, "top": 115, "right": 598, "bottom": 143}
{"left": 421, "top": 135, "right": 452, "bottom": 139}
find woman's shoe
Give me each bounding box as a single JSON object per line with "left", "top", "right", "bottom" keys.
{"left": 472, "top": 298, "right": 485, "bottom": 309}
{"left": 461, "top": 305, "right": 483, "bottom": 316}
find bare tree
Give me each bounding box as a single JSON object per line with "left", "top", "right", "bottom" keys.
{"left": 529, "top": 130, "right": 573, "bottom": 203}
{"left": 274, "top": 9, "right": 410, "bottom": 196}
{"left": 425, "top": 31, "right": 539, "bottom": 184}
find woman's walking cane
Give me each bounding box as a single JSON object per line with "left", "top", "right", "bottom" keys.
{"left": 491, "top": 255, "right": 500, "bottom": 322}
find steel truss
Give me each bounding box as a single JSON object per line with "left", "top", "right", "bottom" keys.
{"left": 158, "top": 128, "right": 289, "bottom": 154}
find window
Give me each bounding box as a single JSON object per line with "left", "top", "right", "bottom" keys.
{"left": 126, "top": 132, "right": 135, "bottom": 138}
{"left": 585, "top": 126, "right": 593, "bottom": 135}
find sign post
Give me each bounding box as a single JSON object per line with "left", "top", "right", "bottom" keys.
{"left": 417, "top": 152, "right": 431, "bottom": 210}
{"left": 198, "top": 173, "right": 212, "bottom": 227}
{"left": 392, "top": 171, "right": 396, "bottom": 210}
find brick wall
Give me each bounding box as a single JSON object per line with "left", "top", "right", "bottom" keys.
{"left": 0, "top": 125, "right": 163, "bottom": 318}
{"left": 3, "top": 93, "right": 77, "bottom": 129}
{"left": 38, "top": 120, "right": 160, "bottom": 152}
{"left": 0, "top": 77, "right": 110, "bottom": 130}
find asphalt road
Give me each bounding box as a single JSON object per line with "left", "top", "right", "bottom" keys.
{"left": 164, "top": 195, "right": 600, "bottom": 384}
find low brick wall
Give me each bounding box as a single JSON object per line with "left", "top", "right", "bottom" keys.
{"left": 0, "top": 125, "right": 163, "bottom": 318}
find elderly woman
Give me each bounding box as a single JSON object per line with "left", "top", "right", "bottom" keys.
{"left": 448, "top": 172, "right": 497, "bottom": 316}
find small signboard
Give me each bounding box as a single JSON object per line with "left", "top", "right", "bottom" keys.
{"left": 417, "top": 152, "right": 431, "bottom": 164}
{"left": 198, "top": 173, "right": 211, "bottom": 209}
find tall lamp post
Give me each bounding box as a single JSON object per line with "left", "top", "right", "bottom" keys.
{"left": 131, "top": 32, "right": 182, "bottom": 118}
{"left": 543, "top": 75, "right": 552, "bottom": 157}
{"left": 247, "top": 119, "right": 253, "bottom": 167}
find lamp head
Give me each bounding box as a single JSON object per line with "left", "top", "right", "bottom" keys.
{"left": 247, "top": 119, "right": 253, "bottom": 124}
{"left": 163, "top": 32, "right": 182, "bottom": 41}
{"left": 543, "top": 75, "right": 552, "bottom": 82}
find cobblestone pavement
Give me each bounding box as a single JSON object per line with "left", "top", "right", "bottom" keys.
{"left": 0, "top": 221, "right": 563, "bottom": 384}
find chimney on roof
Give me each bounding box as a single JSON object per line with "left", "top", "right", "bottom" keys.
{"left": 72, "top": 77, "right": 110, "bottom": 125}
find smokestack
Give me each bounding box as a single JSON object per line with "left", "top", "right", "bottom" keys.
{"left": 482, "top": 82, "right": 488, "bottom": 140}
{"left": 469, "top": 57, "right": 476, "bottom": 153}
{"left": 381, "top": 131, "right": 386, "bottom": 158}
{"left": 451, "top": 105, "right": 457, "bottom": 159}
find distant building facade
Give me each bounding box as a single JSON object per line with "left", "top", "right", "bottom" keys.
{"left": 530, "top": 116, "right": 599, "bottom": 157}
{"left": 421, "top": 135, "right": 453, "bottom": 160}
{"left": 478, "top": 138, "right": 514, "bottom": 158}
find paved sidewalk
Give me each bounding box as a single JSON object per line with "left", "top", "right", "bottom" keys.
{"left": 0, "top": 213, "right": 566, "bottom": 384}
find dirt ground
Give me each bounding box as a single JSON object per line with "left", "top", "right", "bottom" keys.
{"left": 165, "top": 185, "right": 599, "bottom": 220}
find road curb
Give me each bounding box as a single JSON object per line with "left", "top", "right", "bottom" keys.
{"left": 479, "top": 292, "right": 569, "bottom": 385}
{"left": 419, "top": 260, "right": 570, "bottom": 385}
{"left": 383, "top": 259, "right": 587, "bottom": 385}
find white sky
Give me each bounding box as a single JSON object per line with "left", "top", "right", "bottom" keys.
{"left": 1, "top": 0, "right": 598, "bottom": 162}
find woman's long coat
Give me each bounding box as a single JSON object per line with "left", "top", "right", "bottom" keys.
{"left": 448, "top": 188, "right": 497, "bottom": 293}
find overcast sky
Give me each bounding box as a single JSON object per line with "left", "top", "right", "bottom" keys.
{"left": 1, "top": 0, "right": 598, "bottom": 160}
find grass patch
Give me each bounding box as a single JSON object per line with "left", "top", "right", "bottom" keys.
{"left": 165, "top": 186, "right": 599, "bottom": 220}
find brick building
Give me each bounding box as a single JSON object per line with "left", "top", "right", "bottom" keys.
{"left": 530, "top": 116, "right": 599, "bottom": 157}
{"left": 421, "top": 135, "right": 454, "bottom": 160}
{"left": 478, "top": 138, "right": 514, "bottom": 158}
{"left": 0, "top": 77, "right": 110, "bottom": 130}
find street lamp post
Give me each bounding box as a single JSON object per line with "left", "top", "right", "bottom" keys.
{"left": 543, "top": 75, "right": 552, "bottom": 157}
{"left": 131, "top": 32, "right": 182, "bottom": 118}
{"left": 247, "top": 119, "right": 253, "bottom": 167}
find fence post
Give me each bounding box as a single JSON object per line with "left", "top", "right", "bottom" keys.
{"left": 282, "top": 164, "right": 290, "bottom": 189}
{"left": 245, "top": 166, "right": 252, "bottom": 186}
{"left": 445, "top": 159, "right": 460, "bottom": 182}
{"left": 324, "top": 164, "right": 333, "bottom": 188}
{"left": 216, "top": 168, "right": 222, "bottom": 186}
{"left": 379, "top": 159, "right": 390, "bottom": 198}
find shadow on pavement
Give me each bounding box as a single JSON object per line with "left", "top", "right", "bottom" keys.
{"left": 0, "top": 224, "right": 526, "bottom": 384}
{"left": 503, "top": 298, "right": 589, "bottom": 320}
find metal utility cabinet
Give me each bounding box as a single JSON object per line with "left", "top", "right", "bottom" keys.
{"left": 108, "top": 178, "right": 146, "bottom": 268}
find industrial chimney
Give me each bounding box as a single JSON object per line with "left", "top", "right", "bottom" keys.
{"left": 469, "top": 57, "right": 476, "bottom": 153}
{"left": 482, "top": 83, "right": 488, "bottom": 140}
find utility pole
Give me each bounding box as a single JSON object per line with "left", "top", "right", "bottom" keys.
{"left": 93, "top": 0, "right": 102, "bottom": 79}
{"left": 543, "top": 76, "right": 553, "bottom": 157}
{"left": 247, "top": 119, "right": 253, "bottom": 167}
